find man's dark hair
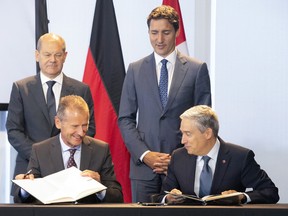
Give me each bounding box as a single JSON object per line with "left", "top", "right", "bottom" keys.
{"left": 147, "top": 5, "right": 179, "bottom": 32}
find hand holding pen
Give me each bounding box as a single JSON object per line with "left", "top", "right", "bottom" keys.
{"left": 15, "top": 169, "right": 34, "bottom": 180}
{"left": 23, "top": 169, "right": 33, "bottom": 179}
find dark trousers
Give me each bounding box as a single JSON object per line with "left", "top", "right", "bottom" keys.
{"left": 131, "top": 174, "right": 165, "bottom": 203}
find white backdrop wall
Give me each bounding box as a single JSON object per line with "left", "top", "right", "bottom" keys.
{"left": 214, "top": 0, "right": 288, "bottom": 204}
{"left": 0, "top": 0, "right": 287, "bottom": 203}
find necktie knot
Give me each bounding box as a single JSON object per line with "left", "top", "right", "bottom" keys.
{"left": 47, "top": 80, "right": 56, "bottom": 88}
{"left": 68, "top": 148, "right": 76, "bottom": 156}
{"left": 159, "top": 59, "right": 168, "bottom": 108}
{"left": 67, "top": 149, "right": 77, "bottom": 168}
{"left": 161, "top": 59, "right": 168, "bottom": 66}
{"left": 202, "top": 155, "right": 211, "bottom": 165}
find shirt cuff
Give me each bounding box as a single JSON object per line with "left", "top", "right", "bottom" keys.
{"left": 140, "top": 150, "right": 151, "bottom": 162}
{"left": 242, "top": 193, "right": 251, "bottom": 204}
{"left": 20, "top": 188, "right": 30, "bottom": 200}
{"left": 96, "top": 189, "right": 106, "bottom": 200}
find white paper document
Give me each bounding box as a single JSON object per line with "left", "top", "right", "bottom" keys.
{"left": 12, "top": 167, "right": 107, "bottom": 204}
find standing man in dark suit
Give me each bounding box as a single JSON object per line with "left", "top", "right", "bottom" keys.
{"left": 13, "top": 95, "right": 123, "bottom": 204}
{"left": 154, "top": 105, "right": 279, "bottom": 204}
{"left": 118, "top": 5, "right": 211, "bottom": 202}
{"left": 6, "top": 33, "right": 95, "bottom": 196}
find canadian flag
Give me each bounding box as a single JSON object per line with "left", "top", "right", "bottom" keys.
{"left": 163, "top": 0, "right": 189, "bottom": 55}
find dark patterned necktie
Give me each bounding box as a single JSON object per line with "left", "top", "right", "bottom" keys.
{"left": 199, "top": 156, "right": 212, "bottom": 197}
{"left": 46, "top": 80, "right": 56, "bottom": 125}
{"left": 159, "top": 59, "right": 168, "bottom": 108}
{"left": 67, "top": 149, "right": 77, "bottom": 168}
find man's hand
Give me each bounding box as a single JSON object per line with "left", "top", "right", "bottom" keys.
{"left": 166, "top": 188, "right": 185, "bottom": 204}
{"left": 15, "top": 173, "right": 34, "bottom": 180}
{"left": 81, "top": 169, "right": 101, "bottom": 182}
{"left": 143, "top": 152, "right": 171, "bottom": 174}
{"left": 221, "top": 189, "right": 245, "bottom": 203}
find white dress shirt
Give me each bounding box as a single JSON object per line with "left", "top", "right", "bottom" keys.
{"left": 40, "top": 72, "right": 63, "bottom": 111}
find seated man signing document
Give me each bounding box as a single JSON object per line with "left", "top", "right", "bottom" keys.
{"left": 13, "top": 95, "right": 123, "bottom": 204}
{"left": 153, "top": 105, "right": 279, "bottom": 205}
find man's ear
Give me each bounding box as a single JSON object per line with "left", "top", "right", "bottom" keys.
{"left": 35, "top": 50, "right": 40, "bottom": 62}
{"left": 55, "top": 116, "right": 61, "bottom": 129}
{"left": 175, "top": 29, "right": 180, "bottom": 38}
{"left": 205, "top": 128, "right": 213, "bottom": 140}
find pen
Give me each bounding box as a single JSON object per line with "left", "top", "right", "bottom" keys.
{"left": 137, "top": 202, "right": 167, "bottom": 206}
{"left": 23, "top": 169, "right": 32, "bottom": 179}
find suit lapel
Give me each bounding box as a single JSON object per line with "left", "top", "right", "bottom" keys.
{"left": 80, "top": 137, "right": 93, "bottom": 170}
{"left": 50, "top": 135, "right": 65, "bottom": 172}
{"left": 164, "top": 52, "right": 188, "bottom": 112}
{"left": 188, "top": 155, "right": 197, "bottom": 192}
{"left": 143, "top": 53, "right": 189, "bottom": 113}
{"left": 52, "top": 74, "right": 72, "bottom": 134}
{"left": 60, "top": 74, "right": 76, "bottom": 97}
{"left": 30, "top": 74, "right": 51, "bottom": 125}
{"left": 143, "top": 54, "right": 163, "bottom": 110}
{"left": 211, "top": 139, "right": 231, "bottom": 192}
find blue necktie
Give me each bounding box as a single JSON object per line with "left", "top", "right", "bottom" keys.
{"left": 199, "top": 156, "right": 212, "bottom": 197}
{"left": 159, "top": 59, "right": 168, "bottom": 108}
{"left": 46, "top": 81, "right": 56, "bottom": 125}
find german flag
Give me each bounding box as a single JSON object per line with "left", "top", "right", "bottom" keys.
{"left": 83, "top": 0, "right": 131, "bottom": 202}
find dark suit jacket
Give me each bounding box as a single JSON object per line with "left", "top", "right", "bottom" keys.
{"left": 118, "top": 52, "right": 211, "bottom": 181}
{"left": 153, "top": 138, "right": 279, "bottom": 204}
{"left": 14, "top": 135, "right": 123, "bottom": 204}
{"left": 6, "top": 73, "right": 95, "bottom": 192}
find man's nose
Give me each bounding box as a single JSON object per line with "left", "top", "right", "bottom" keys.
{"left": 181, "top": 135, "right": 186, "bottom": 145}
{"left": 49, "top": 55, "right": 57, "bottom": 62}
{"left": 157, "top": 33, "right": 164, "bottom": 42}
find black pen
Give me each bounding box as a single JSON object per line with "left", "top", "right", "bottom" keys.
{"left": 23, "top": 169, "right": 32, "bottom": 179}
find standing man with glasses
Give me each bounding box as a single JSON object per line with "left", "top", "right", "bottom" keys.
{"left": 118, "top": 5, "right": 211, "bottom": 203}
{"left": 6, "top": 33, "right": 95, "bottom": 197}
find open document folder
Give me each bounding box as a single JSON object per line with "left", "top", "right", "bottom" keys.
{"left": 164, "top": 191, "right": 243, "bottom": 205}
{"left": 12, "top": 167, "right": 107, "bottom": 204}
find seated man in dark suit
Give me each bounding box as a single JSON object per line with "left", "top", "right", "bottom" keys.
{"left": 13, "top": 95, "right": 123, "bottom": 204}
{"left": 153, "top": 105, "right": 279, "bottom": 204}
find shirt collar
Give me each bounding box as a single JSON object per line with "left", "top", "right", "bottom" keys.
{"left": 154, "top": 49, "right": 177, "bottom": 65}
{"left": 197, "top": 138, "right": 220, "bottom": 162}
{"left": 40, "top": 72, "right": 63, "bottom": 85}
{"left": 59, "top": 135, "right": 81, "bottom": 152}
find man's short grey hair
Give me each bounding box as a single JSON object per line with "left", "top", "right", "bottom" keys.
{"left": 57, "top": 95, "right": 89, "bottom": 121}
{"left": 180, "top": 105, "right": 219, "bottom": 137}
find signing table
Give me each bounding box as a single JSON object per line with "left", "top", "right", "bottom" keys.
{"left": 0, "top": 203, "right": 288, "bottom": 216}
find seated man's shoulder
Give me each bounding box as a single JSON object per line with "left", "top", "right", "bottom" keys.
{"left": 223, "top": 142, "right": 251, "bottom": 154}
{"left": 83, "top": 136, "right": 108, "bottom": 148}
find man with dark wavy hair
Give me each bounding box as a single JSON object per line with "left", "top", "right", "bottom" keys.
{"left": 118, "top": 5, "right": 211, "bottom": 202}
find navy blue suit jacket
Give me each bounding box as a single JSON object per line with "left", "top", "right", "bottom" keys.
{"left": 154, "top": 138, "right": 279, "bottom": 204}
